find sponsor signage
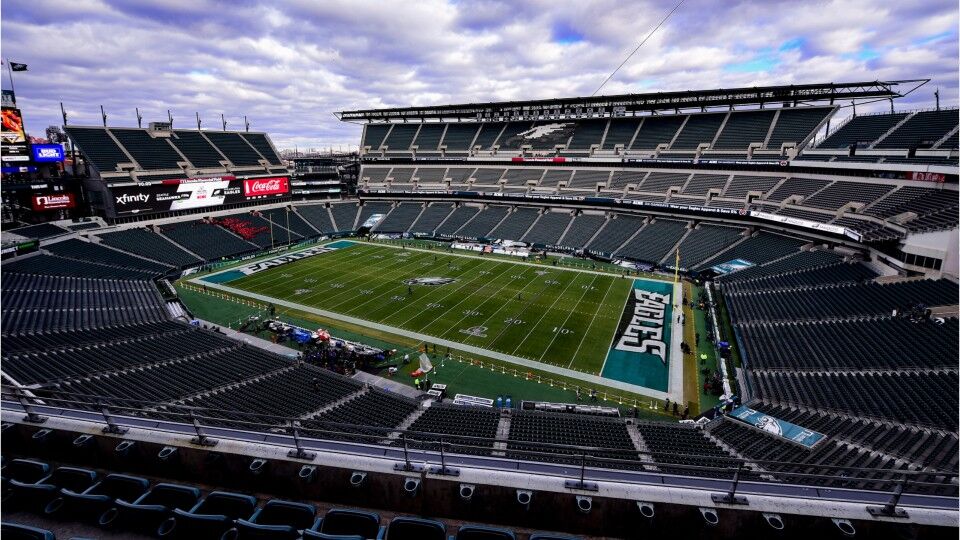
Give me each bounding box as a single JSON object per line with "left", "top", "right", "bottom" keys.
{"left": 909, "top": 171, "right": 946, "bottom": 183}
{"left": 243, "top": 176, "right": 289, "bottom": 197}
{"left": 1, "top": 107, "right": 29, "bottom": 162}
{"left": 729, "top": 406, "right": 826, "bottom": 449}
{"left": 1, "top": 165, "right": 37, "bottom": 173}
{"left": 710, "top": 258, "right": 755, "bottom": 275}
{"left": 111, "top": 175, "right": 290, "bottom": 215}
{"left": 31, "top": 143, "right": 65, "bottom": 163}
{"left": 749, "top": 210, "right": 848, "bottom": 236}
{"left": 32, "top": 193, "right": 76, "bottom": 211}
{"left": 360, "top": 213, "right": 386, "bottom": 229}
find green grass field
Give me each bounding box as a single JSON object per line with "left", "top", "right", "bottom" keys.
{"left": 225, "top": 241, "right": 637, "bottom": 375}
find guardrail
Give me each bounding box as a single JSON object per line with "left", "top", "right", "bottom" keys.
{"left": 2, "top": 385, "right": 956, "bottom": 515}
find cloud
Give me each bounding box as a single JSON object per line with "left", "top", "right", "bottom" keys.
{"left": 2, "top": 0, "right": 956, "bottom": 150}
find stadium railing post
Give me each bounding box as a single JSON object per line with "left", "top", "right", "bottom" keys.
{"left": 98, "top": 400, "right": 128, "bottom": 435}
{"left": 189, "top": 409, "right": 218, "bottom": 447}
{"left": 287, "top": 420, "right": 316, "bottom": 460}
{"left": 16, "top": 387, "right": 47, "bottom": 424}
{"left": 429, "top": 436, "right": 459, "bottom": 476}
{"left": 564, "top": 451, "right": 598, "bottom": 491}
{"left": 867, "top": 474, "right": 910, "bottom": 518}
{"left": 711, "top": 461, "right": 748, "bottom": 505}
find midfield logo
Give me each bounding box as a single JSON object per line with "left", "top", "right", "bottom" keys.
{"left": 460, "top": 326, "right": 488, "bottom": 337}
{"left": 403, "top": 277, "right": 457, "bottom": 286}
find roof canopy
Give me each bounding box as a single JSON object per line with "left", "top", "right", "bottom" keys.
{"left": 337, "top": 80, "right": 927, "bottom": 123}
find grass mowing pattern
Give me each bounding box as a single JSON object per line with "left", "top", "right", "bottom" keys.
{"left": 229, "top": 242, "right": 634, "bottom": 375}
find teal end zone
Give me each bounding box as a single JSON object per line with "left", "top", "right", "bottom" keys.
{"left": 202, "top": 270, "right": 245, "bottom": 283}
{"left": 601, "top": 279, "right": 672, "bottom": 392}
{"left": 326, "top": 240, "right": 357, "bottom": 249}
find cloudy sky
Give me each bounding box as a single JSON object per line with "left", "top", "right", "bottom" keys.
{"left": 3, "top": 0, "right": 957, "bottom": 150}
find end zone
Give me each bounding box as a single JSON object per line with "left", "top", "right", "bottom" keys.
{"left": 601, "top": 278, "right": 685, "bottom": 401}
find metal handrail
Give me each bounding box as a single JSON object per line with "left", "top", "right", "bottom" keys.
{"left": 3, "top": 386, "right": 957, "bottom": 490}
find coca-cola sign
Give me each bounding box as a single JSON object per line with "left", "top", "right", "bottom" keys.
{"left": 32, "top": 193, "right": 76, "bottom": 211}
{"left": 243, "top": 176, "right": 289, "bottom": 197}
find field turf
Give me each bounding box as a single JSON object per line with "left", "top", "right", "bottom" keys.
{"left": 228, "top": 242, "right": 638, "bottom": 375}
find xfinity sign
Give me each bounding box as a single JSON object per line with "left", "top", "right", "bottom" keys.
{"left": 31, "top": 144, "right": 65, "bottom": 163}
{"left": 116, "top": 193, "right": 150, "bottom": 205}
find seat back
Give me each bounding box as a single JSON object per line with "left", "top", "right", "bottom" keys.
{"left": 320, "top": 508, "right": 381, "bottom": 538}
{"left": 140, "top": 483, "right": 201, "bottom": 509}
{"left": 196, "top": 491, "right": 258, "bottom": 518}
{"left": 256, "top": 499, "right": 316, "bottom": 529}
{"left": 96, "top": 474, "right": 150, "bottom": 502}
{"left": 387, "top": 516, "right": 445, "bottom": 540}
{"left": 3, "top": 459, "right": 50, "bottom": 484}
{"left": 49, "top": 467, "right": 97, "bottom": 492}
{"left": 457, "top": 525, "right": 516, "bottom": 540}
{"left": 0, "top": 522, "right": 56, "bottom": 540}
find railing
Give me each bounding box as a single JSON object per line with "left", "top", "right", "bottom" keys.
{"left": 2, "top": 385, "right": 956, "bottom": 513}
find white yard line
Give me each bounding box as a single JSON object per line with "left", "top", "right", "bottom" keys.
{"left": 324, "top": 251, "right": 463, "bottom": 312}
{"left": 509, "top": 271, "right": 583, "bottom": 355}
{"left": 413, "top": 261, "right": 521, "bottom": 334}
{"left": 394, "top": 260, "right": 509, "bottom": 327}
{"left": 454, "top": 266, "right": 550, "bottom": 344}
{"left": 435, "top": 264, "right": 545, "bottom": 340}
{"left": 597, "top": 279, "right": 635, "bottom": 376}
{"left": 539, "top": 273, "right": 600, "bottom": 361}
{"left": 567, "top": 277, "right": 618, "bottom": 369}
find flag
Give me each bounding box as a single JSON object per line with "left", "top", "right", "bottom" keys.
{"left": 9, "top": 63, "right": 28, "bottom": 72}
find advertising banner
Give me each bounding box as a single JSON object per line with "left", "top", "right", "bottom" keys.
{"left": 243, "top": 176, "right": 289, "bottom": 197}
{"left": 111, "top": 175, "right": 290, "bottom": 215}
{"left": 749, "top": 210, "right": 848, "bottom": 236}
{"left": 1, "top": 107, "right": 29, "bottom": 162}
{"left": 32, "top": 193, "right": 76, "bottom": 211}
{"left": 710, "top": 258, "right": 756, "bottom": 275}
{"left": 31, "top": 143, "right": 65, "bottom": 163}
{"left": 729, "top": 406, "right": 826, "bottom": 449}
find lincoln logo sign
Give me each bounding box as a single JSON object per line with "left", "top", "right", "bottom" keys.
{"left": 32, "top": 193, "right": 76, "bottom": 211}
{"left": 243, "top": 176, "right": 289, "bottom": 197}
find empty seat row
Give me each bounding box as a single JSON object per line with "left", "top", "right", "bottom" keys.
{"left": 2, "top": 457, "right": 578, "bottom": 539}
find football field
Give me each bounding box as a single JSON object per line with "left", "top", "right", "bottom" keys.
{"left": 199, "top": 240, "right": 679, "bottom": 395}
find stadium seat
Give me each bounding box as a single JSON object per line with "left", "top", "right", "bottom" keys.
{"left": 5, "top": 466, "right": 97, "bottom": 513}
{"left": 159, "top": 490, "right": 258, "bottom": 538}
{"left": 304, "top": 508, "right": 383, "bottom": 539}
{"left": 227, "top": 498, "right": 317, "bottom": 539}
{"left": 99, "top": 482, "right": 201, "bottom": 533}
{"left": 0, "top": 522, "right": 56, "bottom": 540}
{"left": 1, "top": 459, "right": 51, "bottom": 490}
{"left": 45, "top": 473, "right": 150, "bottom": 522}
{"left": 385, "top": 516, "right": 445, "bottom": 540}
{"left": 455, "top": 524, "right": 516, "bottom": 540}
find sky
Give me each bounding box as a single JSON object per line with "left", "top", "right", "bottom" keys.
{"left": 2, "top": 0, "right": 957, "bottom": 151}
